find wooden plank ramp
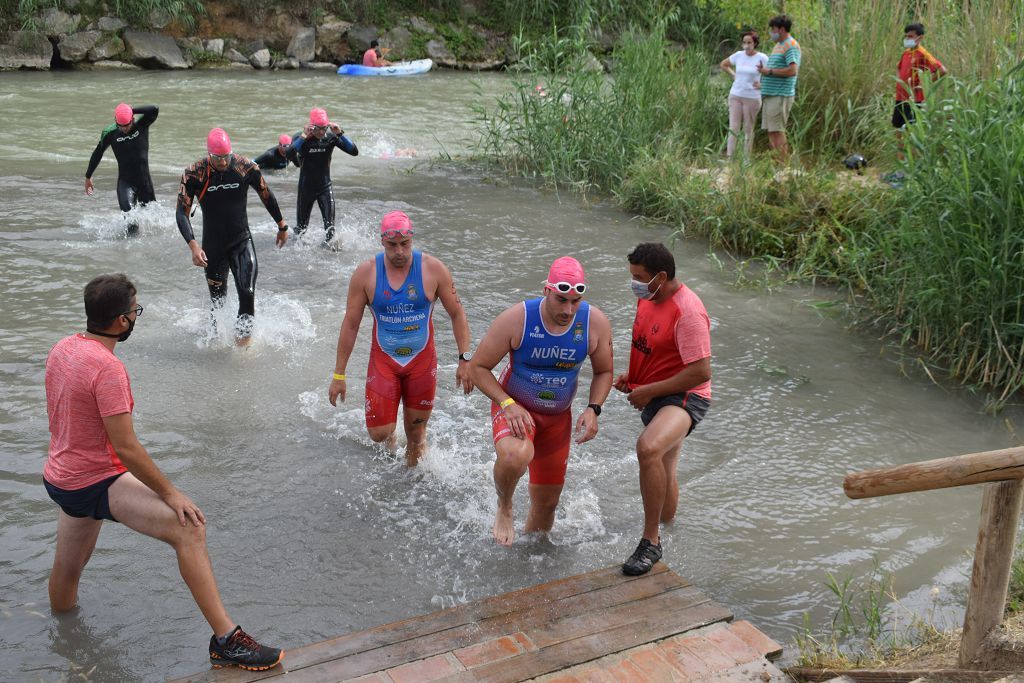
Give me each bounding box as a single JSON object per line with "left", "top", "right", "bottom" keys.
{"left": 170, "top": 563, "right": 787, "bottom": 683}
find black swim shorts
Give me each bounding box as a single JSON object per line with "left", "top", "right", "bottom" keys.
{"left": 892, "top": 100, "right": 917, "bottom": 129}
{"left": 640, "top": 392, "right": 711, "bottom": 433}
{"left": 44, "top": 473, "right": 125, "bottom": 522}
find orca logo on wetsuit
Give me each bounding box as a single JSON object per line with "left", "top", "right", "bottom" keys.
{"left": 207, "top": 183, "right": 241, "bottom": 192}
{"left": 116, "top": 130, "right": 140, "bottom": 143}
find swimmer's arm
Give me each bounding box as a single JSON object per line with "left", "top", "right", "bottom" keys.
{"left": 468, "top": 304, "right": 522, "bottom": 406}
{"left": 134, "top": 104, "right": 158, "bottom": 127}
{"left": 335, "top": 134, "right": 358, "bottom": 157}
{"left": 253, "top": 148, "right": 274, "bottom": 168}
{"left": 84, "top": 130, "right": 113, "bottom": 179}
{"left": 431, "top": 256, "right": 473, "bottom": 392}
{"left": 249, "top": 166, "right": 285, "bottom": 225}
{"left": 102, "top": 412, "right": 205, "bottom": 526}
{"left": 585, "top": 307, "right": 614, "bottom": 407}
{"left": 175, "top": 172, "right": 198, "bottom": 243}
{"left": 330, "top": 262, "right": 372, "bottom": 405}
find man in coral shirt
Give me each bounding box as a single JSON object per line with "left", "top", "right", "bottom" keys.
{"left": 615, "top": 243, "right": 712, "bottom": 576}
{"left": 894, "top": 23, "right": 947, "bottom": 157}
{"left": 43, "top": 274, "right": 282, "bottom": 671}
{"left": 362, "top": 39, "right": 392, "bottom": 67}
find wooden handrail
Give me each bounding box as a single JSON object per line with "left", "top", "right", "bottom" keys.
{"left": 843, "top": 446, "right": 1024, "bottom": 499}
{"left": 844, "top": 446, "right": 1024, "bottom": 668}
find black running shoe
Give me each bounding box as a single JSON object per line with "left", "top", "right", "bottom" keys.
{"left": 209, "top": 626, "right": 284, "bottom": 671}
{"left": 622, "top": 538, "right": 663, "bottom": 576}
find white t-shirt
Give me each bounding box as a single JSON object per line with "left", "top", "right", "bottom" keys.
{"left": 728, "top": 50, "right": 769, "bottom": 99}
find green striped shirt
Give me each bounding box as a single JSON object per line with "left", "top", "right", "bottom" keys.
{"left": 760, "top": 36, "right": 801, "bottom": 97}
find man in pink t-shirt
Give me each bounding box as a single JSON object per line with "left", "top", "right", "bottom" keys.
{"left": 614, "top": 243, "right": 712, "bottom": 576}
{"left": 362, "top": 39, "right": 392, "bottom": 67}
{"left": 43, "top": 274, "right": 282, "bottom": 671}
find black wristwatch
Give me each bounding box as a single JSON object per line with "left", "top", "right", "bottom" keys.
{"left": 458, "top": 352, "right": 472, "bottom": 362}
{"left": 278, "top": 224, "right": 288, "bottom": 231}
{"left": 586, "top": 403, "right": 602, "bottom": 416}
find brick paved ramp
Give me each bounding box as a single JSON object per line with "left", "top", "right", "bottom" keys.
{"left": 170, "top": 563, "right": 785, "bottom": 682}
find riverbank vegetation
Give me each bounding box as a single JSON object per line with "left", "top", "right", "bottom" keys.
{"left": 477, "top": 0, "right": 1024, "bottom": 408}
{"left": 793, "top": 543, "right": 1024, "bottom": 671}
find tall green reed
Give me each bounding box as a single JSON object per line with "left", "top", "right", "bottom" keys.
{"left": 865, "top": 63, "right": 1024, "bottom": 406}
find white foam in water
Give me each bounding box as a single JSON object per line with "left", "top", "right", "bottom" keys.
{"left": 167, "top": 291, "right": 315, "bottom": 353}
{"left": 361, "top": 130, "right": 420, "bottom": 161}
{"left": 75, "top": 201, "right": 176, "bottom": 241}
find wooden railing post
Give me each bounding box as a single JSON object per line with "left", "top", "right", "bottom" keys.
{"left": 958, "top": 478, "right": 1024, "bottom": 667}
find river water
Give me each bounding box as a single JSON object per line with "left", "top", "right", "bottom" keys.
{"left": 0, "top": 70, "right": 1020, "bottom": 681}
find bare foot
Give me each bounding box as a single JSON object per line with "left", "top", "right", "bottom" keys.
{"left": 384, "top": 432, "right": 399, "bottom": 452}
{"left": 493, "top": 507, "right": 515, "bottom": 546}
{"left": 405, "top": 442, "right": 426, "bottom": 467}
{"left": 235, "top": 335, "right": 253, "bottom": 348}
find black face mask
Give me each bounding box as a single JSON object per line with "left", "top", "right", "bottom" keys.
{"left": 87, "top": 315, "right": 135, "bottom": 342}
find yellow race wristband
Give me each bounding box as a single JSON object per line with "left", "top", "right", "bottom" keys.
{"left": 500, "top": 397, "right": 516, "bottom": 409}
{"left": 332, "top": 373, "right": 346, "bottom": 381}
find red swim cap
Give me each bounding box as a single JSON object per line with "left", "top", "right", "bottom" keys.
{"left": 546, "top": 256, "right": 586, "bottom": 288}
{"left": 278, "top": 134, "right": 292, "bottom": 146}
{"left": 380, "top": 210, "right": 414, "bottom": 236}
{"left": 114, "top": 103, "right": 133, "bottom": 125}
{"left": 309, "top": 107, "right": 329, "bottom": 126}
{"left": 206, "top": 128, "right": 232, "bottom": 155}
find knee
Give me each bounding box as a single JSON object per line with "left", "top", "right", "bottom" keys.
{"left": 636, "top": 438, "right": 663, "bottom": 464}
{"left": 367, "top": 426, "right": 395, "bottom": 443}
{"left": 171, "top": 521, "right": 207, "bottom": 550}
{"left": 495, "top": 446, "right": 531, "bottom": 473}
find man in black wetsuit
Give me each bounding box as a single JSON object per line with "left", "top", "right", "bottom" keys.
{"left": 254, "top": 134, "right": 300, "bottom": 171}
{"left": 84, "top": 102, "right": 159, "bottom": 236}
{"left": 175, "top": 128, "right": 289, "bottom": 346}
{"left": 291, "top": 107, "right": 358, "bottom": 246}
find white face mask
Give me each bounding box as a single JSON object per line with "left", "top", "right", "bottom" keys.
{"left": 631, "top": 275, "right": 662, "bottom": 300}
{"left": 903, "top": 38, "right": 918, "bottom": 49}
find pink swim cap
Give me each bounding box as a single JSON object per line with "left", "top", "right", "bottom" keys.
{"left": 206, "top": 128, "right": 232, "bottom": 155}
{"left": 546, "top": 256, "right": 586, "bottom": 288}
{"left": 309, "top": 107, "right": 329, "bottom": 126}
{"left": 278, "top": 134, "right": 292, "bottom": 146}
{"left": 380, "top": 210, "right": 414, "bottom": 236}
{"left": 114, "top": 103, "right": 133, "bottom": 125}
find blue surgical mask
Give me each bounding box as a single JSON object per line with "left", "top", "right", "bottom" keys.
{"left": 770, "top": 31, "right": 781, "bottom": 42}
{"left": 903, "top": 38, "right": 918, "bottom": 49}
{"left": 631, "top": 275, "right": 661, "bottom": 300}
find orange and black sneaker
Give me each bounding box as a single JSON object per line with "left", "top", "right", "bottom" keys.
{"left": 209, "top": 626, "right": 284, "bottom": 671}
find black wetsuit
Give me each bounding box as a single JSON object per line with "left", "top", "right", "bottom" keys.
{"left": 175, "top": 155, "right": 284, "bottom": 332}
{"left": 292, "top": 131, "right": 358, "bottom": 242}
{"left": 85, "top": 105, "right": 158, "bottom": 234}
{"left": 254, "top": 136, "right": 301, "bottom": 171}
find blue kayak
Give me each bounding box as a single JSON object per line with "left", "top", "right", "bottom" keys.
{"left": 337, "top": 59, "right": 434, "bottom": 76}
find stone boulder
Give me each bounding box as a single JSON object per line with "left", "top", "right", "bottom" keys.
{"left": 276, "top": 57, "right": 300, "bottom": 70}
{"left": 347, "top": 25, "right": 379, "bottom": 54}
{"left": 243, "top": 39, "right": 265, "bottom": 56}
{"left": 287, "top": 28, "right": 315, "bottom": 62}
{"left": 316, "top": 16, "right": 353, "bottom": 63}
{"left": 203, "top": 39, "right": 224, "bottom": 56}
{"left": 57, "top": 30, "right": 100, "bottom": 62}
{"left": 123, "top": 30, "right": 188, "bottom": 69}
{"left": 249, "top": 48, "right": 271, "bottom": 69}
{"left": 95, "top": 16, "right": 126, "bottom": 32}
{"left": 426, "top": 38, "right": 456, "bottom": 68}
{"left": 384, "top": 26, "right": 412, "bottom": 60}
{"left": 405, "top": 16, "right": 435, "bottom": 35}
{"left": 88, "top": 34, "right": 124, "bottom": 61}
{"left": 89, "top": 60, "right": 140, "bottom": 70}
{"left": 38, "top": 8, "right": 80, "bottom": 37}
{"left": 305, "top": 62, "right": 338, "bottom": 71}
{"left": 225, "top": 48, "right": 248, "bottom": 64}
{"left": 0, "top": 31, "right": 53, "bottom": 70}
